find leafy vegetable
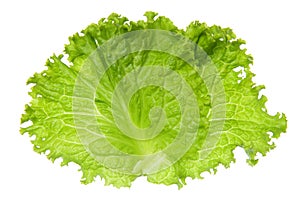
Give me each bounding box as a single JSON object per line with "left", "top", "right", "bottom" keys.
{"left": 20, "top": 12, "right": 287, "bottom": 188}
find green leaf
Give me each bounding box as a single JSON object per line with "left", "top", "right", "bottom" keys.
{"left": 21, "top": 11, "right": 287, "bottom": 188}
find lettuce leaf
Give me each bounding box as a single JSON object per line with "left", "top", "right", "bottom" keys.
{"left": 20, "top": 12, "right": 287, "bottom": 188}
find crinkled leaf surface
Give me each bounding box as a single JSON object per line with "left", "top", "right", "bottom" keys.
{"left": 21, "top": 12, "right": 287, "bottom": 188}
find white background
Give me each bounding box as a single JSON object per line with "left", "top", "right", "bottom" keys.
{"left": 0, "top": 0, "right": 299, "bottom": 202}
